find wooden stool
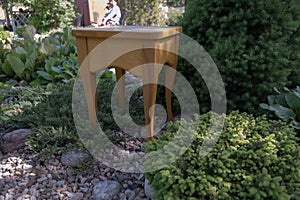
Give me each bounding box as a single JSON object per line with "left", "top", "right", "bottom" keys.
{"left": 72, "top": 26, "right": 182, "bottom": 141}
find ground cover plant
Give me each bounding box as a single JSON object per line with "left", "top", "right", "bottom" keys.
{"left": 0, "top": 76, "right": 145, "bottom": 159}
{"left": 145, "top": 112, "right": 300, "bottom": 200}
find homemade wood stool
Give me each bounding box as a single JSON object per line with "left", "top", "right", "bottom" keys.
{"left": 72, "top": 26, "right": 182, "bottom": 141}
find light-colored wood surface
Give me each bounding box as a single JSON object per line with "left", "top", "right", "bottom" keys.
{"left": 72, "top": 26, "right": 182, "bottom": 141}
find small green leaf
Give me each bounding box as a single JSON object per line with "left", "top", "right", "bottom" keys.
{"left": 36, "top": 71, "right": 54, "bottom": 81}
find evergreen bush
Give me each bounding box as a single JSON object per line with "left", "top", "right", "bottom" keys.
{"left": 178, "top": 0, "right": 300, "bottom": 114}
{"left": 145, "top": 111, "right": 300, "bottom": 199}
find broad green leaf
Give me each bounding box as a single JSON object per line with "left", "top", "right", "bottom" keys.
{"left": 260, "top": 103, "right": 269, "bottom": 110}
{"left": 267, "top": 104, "right": 295, "bottom": 122}
{"left": 1, "top": 61, "right": 14, "bottom": 76}
{"left": 25, "top": 51, "right": 37, "bottom": 71}
{"left": 273, "top": 87, "right": 281, "bottom": 94}
{"left": 294, "top": 86, "right": 300, "bottom": 98}
{"left": 285, "top": 92, "right": 300, "bottom": 111}
{"left": 274, "top": 94, "right": 289, "bottom": 107}
{"left": 7, "top": 54, "right": 25, "bottom": 77}
{"left": 21, "top": 69, "right": 32, "bottom": 81}
{"left": 292, "top": 121, "right": 300, "bottom": 129}
{"left": 39, "top": 41, "right": 55, "bottom": 56}
{"left": 45, "top": 59, "right": 57, "bottom": 72}
{"left": 267, "top": 95, "right": 276, "bottom": 105}
{"left": 23, "top": 25, "right": 36, "bottom": 41}
{"left": 15, "top": 46, "right": 27, "bottom": 55}
{"left": 24, "top": 42, "right": 37, "bottom": 52}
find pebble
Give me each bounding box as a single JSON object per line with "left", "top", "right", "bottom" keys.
{"left": 93, "top": 180, "right": 122, "bottom": 200}
{"left": 56, "top": 180, "right": 65, "bottom": 187}
{"left": 60, "top": 150, "right": 91, "bottom": 167}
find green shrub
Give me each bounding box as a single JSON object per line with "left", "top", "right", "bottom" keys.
{"left": 145, "top": 112, "right": 300, "bottom": 200}
{"left": 260, "top": 86, "right": 300, "bottom": 131}
{"left": 178, "top": 0, "right": 300, "bottom": 114}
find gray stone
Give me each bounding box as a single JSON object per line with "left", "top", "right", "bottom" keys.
{"left": 68, "top": 192, "right": 84, "bottom": 200}
{"left": 144, "top": 179, "right": 155, "bottom": 199}
{"left": 60, "top": 150, "right": 90, "bottom": 167}
{"left": 126, "top": 189, "right": 136, "bottom": 200}
{"left": 0, "top": 129, "right": 32, "bottom": 153}
{"left": 56, "top": 180, "right": 65, "bottom": 187}
{"left": 92, "top": 180, "right": 122, "bottom": 200}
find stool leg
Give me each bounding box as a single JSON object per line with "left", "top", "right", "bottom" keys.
{"left": 165, "top": 65, "right": 176, "bottom": 121}
{"left": 115, "top": 68, "right": 126, "bottom": 108}
{"left": 80, "top": 69, "right": 97, "bottom": 129}
{"left": 142, "top": 82, "right": 158, "bottom": 142}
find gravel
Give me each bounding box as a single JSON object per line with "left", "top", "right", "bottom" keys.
{"left": 0, "top": 73, "right": 161, "bottom": 199}
{"left": 0, "top": 141, "right": 156, "bottom": 199}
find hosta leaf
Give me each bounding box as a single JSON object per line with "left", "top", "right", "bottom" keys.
{"left": 267, "top": 104, "right": 295, "bottom": 122}
{"left": 15, "top": 46, "right": 27, "bottom": 55}
{"left": 273, "top": 87, "right": 281, "bottom": 94}
{"left": 39, "top": 41, "right": 55, "bottom": 56}
{"left": 25, "top": 51, "right": 37, "bottom": 71}
{"left": 260, "top": 103, "right": 269, "bottom": 110}
{"left": 274, "top": 94, "right": 289, "bottom": 107}
{"left": 1, "top": 61, "right": 15, "bottom": 76}
{"left": 267, "top": 95, "right": 276, "bottom": 105}
{"left": 293, "top": 86, "right": 300, "bottom": 98}
{"left": 23, "top": 25, "right": 36, "bottom": 41}
{"left": 7, "top": 54, "right": 25, "bottom": 77}
{"left": 285, "top": 92, "right": 300, "bottom": 111}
